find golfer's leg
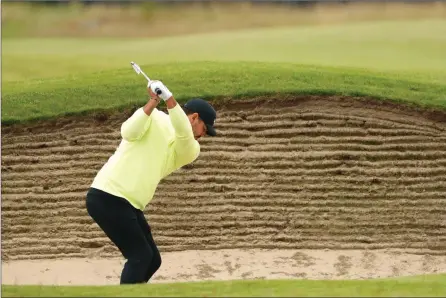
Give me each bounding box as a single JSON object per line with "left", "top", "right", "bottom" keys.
{"left": 86, "top": 188, "right": 154, "bottom": 284}
{"left": 136, "top": 211, "right": 162, "bottom": 282}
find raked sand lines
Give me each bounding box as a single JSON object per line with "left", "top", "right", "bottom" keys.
{"left": 2, "top": 96, "right": 446, "bottom": 261}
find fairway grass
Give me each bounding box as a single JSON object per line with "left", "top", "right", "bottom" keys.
{"left": 3, "top": 19, "right": 446, "bottom": 83}
{"left": 3, "top": 274, "right": 446, "bottom": 297}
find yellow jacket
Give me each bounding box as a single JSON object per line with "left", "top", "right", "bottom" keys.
{"left": 91, "top": 104, "right": 200, "bottom": 210}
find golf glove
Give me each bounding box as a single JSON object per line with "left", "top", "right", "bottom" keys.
{"left": 148, "top": 80, "right": 172, "bottom": 101}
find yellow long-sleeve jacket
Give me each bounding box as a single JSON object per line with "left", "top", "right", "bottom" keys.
{"left": 91, "top": 104, "right": 200, "bottom": 211}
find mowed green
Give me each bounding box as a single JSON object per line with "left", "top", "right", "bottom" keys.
{"left": 3, "top": 19, "right": 446, "bottom": 81}
{"left": 2, "top": 19, "right": 446, "bottom": 124}
{"left": 3, "top": 275, "right": 446, "bottom": 297}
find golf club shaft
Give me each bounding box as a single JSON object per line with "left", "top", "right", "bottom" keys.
{"left": 141, "top": 71, "right": 151, "bottom": 83}
{"left": 131, "top": 62, "right": 162, "bottom": 95}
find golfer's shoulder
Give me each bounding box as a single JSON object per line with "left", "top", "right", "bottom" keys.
{"left": 154, "top": 109, "right": 177, "bottom": 135}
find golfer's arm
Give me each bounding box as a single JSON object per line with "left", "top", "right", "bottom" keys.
{"left": 143, "top": 98, "right": 159, "bottom": 116}
{"left": 165, "top": 96, "right": 193, "bottom": 138}
{"left": 120, "top": 98, "right": 158, "bottom": 141}
{"left": 165, "top": 96, "right": 200, "bottom": 166}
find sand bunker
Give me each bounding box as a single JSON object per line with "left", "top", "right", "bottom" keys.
{"left": 3, "top": 249, "right": 446, "bottom": 285}
{"left": 2, "top": 95, "right": 445, "bottom": 285}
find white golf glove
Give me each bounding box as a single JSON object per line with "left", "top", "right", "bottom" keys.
{"left": 148, "top": 80, "right": 172, "bottom": 101}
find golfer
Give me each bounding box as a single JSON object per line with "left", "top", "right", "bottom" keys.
{"left": 85, "top": 80, "right": 217, "bottom": 284}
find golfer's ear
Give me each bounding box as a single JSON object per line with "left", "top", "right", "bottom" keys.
{"left": 192, "top": 113, "right": 199, "bottom": 121}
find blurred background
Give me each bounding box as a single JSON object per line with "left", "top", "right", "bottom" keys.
{"left": 2, "top": 0, "right": 445, "bottom": 38}
{"left": 2, "top": 0, "right": 445, "bottom": 84}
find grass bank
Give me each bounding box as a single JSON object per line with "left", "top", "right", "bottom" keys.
{"left": 2, "top": 62, "right": 446, "bottom": 125}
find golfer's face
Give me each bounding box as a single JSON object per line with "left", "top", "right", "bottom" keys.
{"left": 190, "top": 114, "right": 207, "bottom": 140}
{"left": 195, "top": 119, "right": 207, "bottom": 140}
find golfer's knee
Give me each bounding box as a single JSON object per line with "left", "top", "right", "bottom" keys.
{"left": 152, "top": 254, "right": 162, "bottom": 272}
{"left": 131, "top": 248, "right": 153, "bottom": 266}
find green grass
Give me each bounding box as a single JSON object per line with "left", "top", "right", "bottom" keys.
{"left": 3, "top": 19, "right": 446, "bottom": 83}
{"left": 3, "top": 274, "right": 446, "bottom": 297}
{"left": 2, "top": 19, "right": 446, "bottom": 124}
{"left": 2, "top": 61, "right": 446, "bottom": 125}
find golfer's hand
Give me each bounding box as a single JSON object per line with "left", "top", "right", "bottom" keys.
{"left": 148, "top": 80, "right": 172, "bottom": 101}
{"left": 147, "top": 85, "right": 160, "bottom": 102}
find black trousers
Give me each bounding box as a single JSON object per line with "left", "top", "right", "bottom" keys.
{"left": 86, "top": 187, "right": 162, "bottom": 284}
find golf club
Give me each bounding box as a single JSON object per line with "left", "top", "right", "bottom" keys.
{"left": 130, "top": 61, "right": 162, "bottom": 95}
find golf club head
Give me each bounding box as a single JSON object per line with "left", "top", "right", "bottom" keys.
{"left": 130, "top": 61, "right": 142, "bottom": 75}
{"left": 130, "top": 61, "right": 161, "bottom": 95}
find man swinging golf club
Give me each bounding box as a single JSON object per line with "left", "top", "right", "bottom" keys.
{"left": 85, "top": 78, "right": 217, "bottom": 284}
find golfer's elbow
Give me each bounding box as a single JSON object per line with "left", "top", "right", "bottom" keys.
{"left": 120, "top": 109, "right": 153, "bottom": 141}
{"left": 174, "top": 140, "right": 200, "bottom": 168}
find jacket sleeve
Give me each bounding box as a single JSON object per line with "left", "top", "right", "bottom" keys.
{"left": 120, "top": 107, "right": 153, "bottom": 142}
{"left": 168, "top": 104, "right": 200, "bottom": 168}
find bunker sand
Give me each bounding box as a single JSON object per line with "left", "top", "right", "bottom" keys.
{"left": 2, "top": 249, "right": 446, "bottom": 285}
{"left": 1, "top": 96, "right": 446, "bottom": 284}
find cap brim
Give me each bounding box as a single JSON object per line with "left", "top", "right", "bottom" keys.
{"left": 206, "top": 124, "right": 217, "bottom": 136}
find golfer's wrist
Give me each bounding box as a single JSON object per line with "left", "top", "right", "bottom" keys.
{"left": 149, "top": 97, "right": 160, "bottom": 104}
{"left": 165, "top": 96, "right": 177, "bottom": 109}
